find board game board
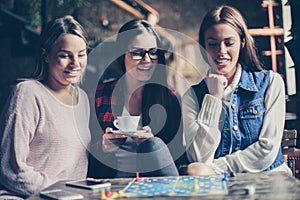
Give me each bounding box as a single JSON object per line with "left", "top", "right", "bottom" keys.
{"left": 122, "top": 176, "right": 228, "bottom": 197}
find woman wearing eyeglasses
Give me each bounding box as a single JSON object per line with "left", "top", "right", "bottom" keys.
{"left": 89, "top": 19, "right": 187, "bottom": 178}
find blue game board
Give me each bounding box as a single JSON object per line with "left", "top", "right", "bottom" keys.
{"left": 122, "top": 176, "right": 228, "bottom": 197}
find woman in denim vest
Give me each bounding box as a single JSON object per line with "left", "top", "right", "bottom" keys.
{"left": 183, "top": 5, "right": 292, "bottom": 175}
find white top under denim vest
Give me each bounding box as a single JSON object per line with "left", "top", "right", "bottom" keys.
{"left": 183, "top": 65, "right": 292, "bottom": 175}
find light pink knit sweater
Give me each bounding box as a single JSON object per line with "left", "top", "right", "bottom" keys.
{"left": 0, "top": 80, "right": 91, "bottom": 199}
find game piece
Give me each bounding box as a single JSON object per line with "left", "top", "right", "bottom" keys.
{"left": 193, "top": 179, "right": 199, "bottom": 190}
{"left": 100, "top": 190, "right": 129, "bottom": 199}
{"left": 105, "top": 188, "right": 113, "bottom": 197}
{"left": 142, "top": 177, "right": 148, "bottom": 181}
{"left": 100, "top": 189, "right": 106, "bottom": 199}
{"left": 222, "top": 171, "right": 229, "bottom": 182}
{"left": 135, "top": 172, "right": 140, "bottom": 182}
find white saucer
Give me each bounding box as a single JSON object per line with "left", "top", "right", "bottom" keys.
{"left": 111, "top": 130, "right": 147, "bottom": 134}
{"left": 111, "top": 130, "right": 147, "bottom": 137}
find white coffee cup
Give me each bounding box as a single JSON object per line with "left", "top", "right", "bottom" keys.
{"left": 113, "top": 116, "right": 141, "bottom": 131}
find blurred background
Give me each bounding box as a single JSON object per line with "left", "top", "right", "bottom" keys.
{"left": 0, "top": 0, "right": 299, "bottom": 144}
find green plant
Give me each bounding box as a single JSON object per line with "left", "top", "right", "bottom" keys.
{"left": 30, "top": 11, "right": 42, "bottom": 28}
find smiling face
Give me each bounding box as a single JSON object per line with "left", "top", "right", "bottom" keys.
{"left": 45, "top": 34, "right": 87, "bottom": 88}
{"left": 204, "top": 23, "right": 242, "bottom": 79}
{"left": 124, "top": 33, "right": 158, "bottom": 82}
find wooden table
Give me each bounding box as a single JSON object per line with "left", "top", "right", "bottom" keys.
{"left": 28, "top": 172, "right": 300, "bottom": 199}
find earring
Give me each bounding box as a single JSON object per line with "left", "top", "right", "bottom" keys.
{"left": 241, "top": 41, "right": 245, "bottom": 48}
{"left": 42, "top": 48, "right": 48, "bottom": 63}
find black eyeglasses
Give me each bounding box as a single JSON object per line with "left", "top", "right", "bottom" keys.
{"left": 128, "top": 48, "right": 159, "bottom": 60}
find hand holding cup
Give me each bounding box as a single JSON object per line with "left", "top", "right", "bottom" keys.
{"left": 102, "top": 127, "right": 126, "bottom": 152}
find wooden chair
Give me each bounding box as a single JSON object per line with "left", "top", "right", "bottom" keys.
{"left": 281, "top": 129, "right": 300, "bottom": 179}
{"left": 282, "top": 129, "right": 297, "bottom": 155}
{"left": 287, "top": 149, "right": 300, "bottom": 180}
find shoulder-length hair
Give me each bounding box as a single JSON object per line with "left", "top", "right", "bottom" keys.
{"left": 198, "top": 5, "right": 263, "bottom": 71}
{"left": 33, "top": 15, "right": 88, "bottom": 81}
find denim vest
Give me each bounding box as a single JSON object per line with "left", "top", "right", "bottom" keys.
{"left": 192, "top": 68, "right": 284, "bottom": 171}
